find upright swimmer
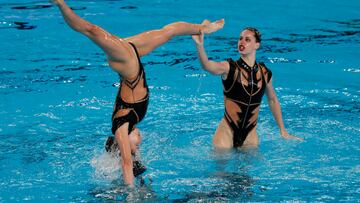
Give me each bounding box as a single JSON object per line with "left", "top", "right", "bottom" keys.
{"left": 192, "top": 25, "right": 302, "bottom": 149}
{"left": 51, "top": 0, "right": 224, "bottom": 186}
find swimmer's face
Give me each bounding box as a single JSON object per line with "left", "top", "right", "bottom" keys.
{"left": 238, "top": 29, "right": 260, "bottom": 55}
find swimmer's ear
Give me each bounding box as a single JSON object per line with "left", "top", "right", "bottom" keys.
{"left": 255, "top": 42, "right": 260, "bottom": 49}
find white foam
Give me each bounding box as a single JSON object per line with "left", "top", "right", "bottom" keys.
{"left": 91, "top": 152, "right": 122, "bottom": 181}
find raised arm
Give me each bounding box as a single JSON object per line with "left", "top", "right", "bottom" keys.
{"left": 265, "top": 80, "right": 303, "bottom": 141}
{"left": 192, "top": 29, "right": 229, "bottom": 76}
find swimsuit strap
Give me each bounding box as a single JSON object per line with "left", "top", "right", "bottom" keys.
{"left": 258, "top": 63, "right": 269, "bottom": 86}
{"left": 129, "top": 42, "right": 141, "bottom": 64}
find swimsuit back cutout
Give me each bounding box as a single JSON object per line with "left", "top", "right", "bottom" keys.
{"left": 222, "top": 58, "right": 272, "bottom": 147}
{"left": 111, "top": 42, "right": 149, "bottom": 134}
{"left": 117, "top": 42, "right": 149, "bottom": 105}
{"left": 123, "top": 43, "right": 146, "bottom": 90}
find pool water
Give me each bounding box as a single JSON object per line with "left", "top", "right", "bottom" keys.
{"left": 0, "top": 0, "right": 359, "bottom": 202}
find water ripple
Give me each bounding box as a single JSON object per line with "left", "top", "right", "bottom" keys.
{"left": 11, "top": 4, "right": 52, "bottom": 10}
{"left": 0, "top": 21, "right": 37, "bottom": 30}
{"left": 343, "top": 68, "right": 360, "bottom": 73}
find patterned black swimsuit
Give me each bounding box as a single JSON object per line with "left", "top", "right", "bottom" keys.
{"left": 222, "top": 58, "right": 272, "bottom": 147}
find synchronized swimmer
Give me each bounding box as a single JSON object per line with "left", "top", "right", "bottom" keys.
{"left": 51, "top": 0, "right": 223, "bottom": 186}
{"left": 192, "top": 27, "right": 302, "bottom": 148}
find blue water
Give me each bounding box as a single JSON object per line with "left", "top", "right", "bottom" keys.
{"left": 0, "top": 0, "right": 359, "bottom": 202}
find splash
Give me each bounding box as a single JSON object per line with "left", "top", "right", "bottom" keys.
{"left": 91, "top": 152, "right": 122, "bottom": 181}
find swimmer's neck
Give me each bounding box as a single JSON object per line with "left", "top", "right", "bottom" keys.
{"left": 240, "top": 53, "right": 256, "bottom": 67}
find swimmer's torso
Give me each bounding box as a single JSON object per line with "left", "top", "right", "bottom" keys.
{"left": 111, "top": 42, "right": 149, "bottom": 134}
{"left": 221, "top": 58, "right": 272, "bottom": 147}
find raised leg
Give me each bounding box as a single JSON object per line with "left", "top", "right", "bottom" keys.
{"left": 125, "top": 19, "right": 224, "bottom": 56}
{"left": 51, "top": 0, "right": 133, "bottom": 63}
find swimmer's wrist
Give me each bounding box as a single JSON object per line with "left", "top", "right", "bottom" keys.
{"left": 195, "top": 43, "right": 204, "bottom": 47}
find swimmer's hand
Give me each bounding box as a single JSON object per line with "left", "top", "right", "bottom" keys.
{"left": 192, "top": 30, "right": 204, "bottom": 45}
{"left": 281, "top": 131, "right": 303, "bottom": 141}
{"left": 192, "top": 19, "right": 208, "bottom": 45}
{"left": 50, "top": 0, "right": 64, "bottom": 5}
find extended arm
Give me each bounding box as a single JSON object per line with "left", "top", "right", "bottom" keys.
{"left": 192, "top": 31, "right": 229, "bottom": 76}
{"left": 265, "top": 80, "right": 303, "bottom": 140}
{"left": 115, "top": 124, "right": 135, "bottom": 186}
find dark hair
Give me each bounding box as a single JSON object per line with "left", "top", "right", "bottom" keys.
{"left": 244, "top": 27, "right": 261, "bottom": 43}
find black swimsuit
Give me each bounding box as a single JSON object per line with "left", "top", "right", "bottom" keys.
{"left": 222, "top": 58, "right": 272, "bottom": 147}
{"left": 111, "top": 42, "right": 149, "bottom": 135}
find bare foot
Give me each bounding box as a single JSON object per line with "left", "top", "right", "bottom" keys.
{"left": 202, "top": 19, "right": 224, "bottom": 34}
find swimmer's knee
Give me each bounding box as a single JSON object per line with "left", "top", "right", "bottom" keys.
{"left": 81, "top": 23, "right": 97, "bottom": 35}
{"left": 84, "top": 24, "right": 109, "bottom": 39}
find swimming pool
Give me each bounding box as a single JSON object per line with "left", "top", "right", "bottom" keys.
{"left": 0, "top": 0, "right": 359, "bottom": 201}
